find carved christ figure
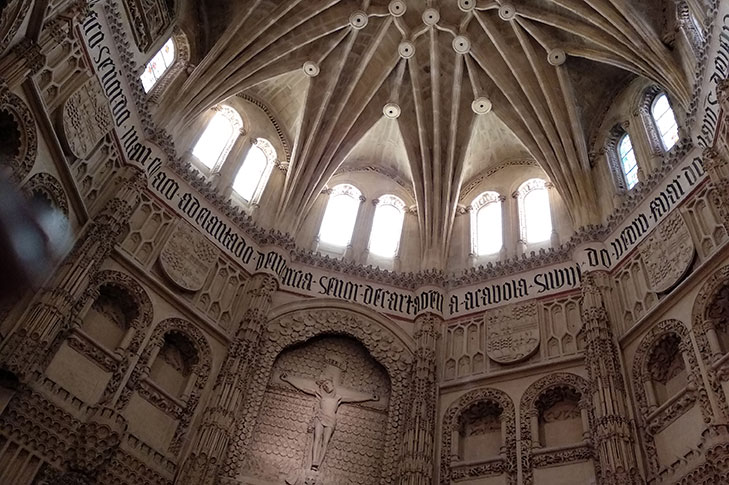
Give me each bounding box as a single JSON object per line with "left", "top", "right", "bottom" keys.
{"left": 280, "top": 372, "right": 378, "bottom": 470}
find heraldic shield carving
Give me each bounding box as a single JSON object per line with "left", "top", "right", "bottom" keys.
{"left": 640, "top": 211, "right": 695, "bottom": 293}
{"left": 485, "top": 302, "right": 540, "bottom": 364}
{"left": 159, "top": 221, "right": 217, "bottom": 291}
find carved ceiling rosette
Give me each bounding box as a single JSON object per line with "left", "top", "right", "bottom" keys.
{"left": 485, "top": 301, "right": 540, "bottom": 364}
{"left": 159, "top": 221, "right": 217, "bottom": 292}
{"left": 639, "top": 210, "right": 695, "bottom": 293}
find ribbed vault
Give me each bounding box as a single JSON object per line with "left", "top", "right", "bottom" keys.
{"left": 159, "top": 0, "right": 690, "bottom": 270}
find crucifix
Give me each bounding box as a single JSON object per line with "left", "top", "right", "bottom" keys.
{"left": 280, "top": 357, "right": 378, "bottom": 473}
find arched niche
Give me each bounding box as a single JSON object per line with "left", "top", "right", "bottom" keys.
{"left": 693, "top": 265, "right": 729, "bottom": 420}
{"left": 118, "top": 317, "right": 212, "bottom": 454}
{"left": 22, "top": 172, "right": 69, "bottom": 216}
{"left": 0, "top": 89, "right": 37, "bottom": 183}
{"left": 518, "top": 373, "right": 595, "bottom": 485}
{"left": 631, "top": 319, "right": 711, "bottom": 477}
{"left": 440, "top": 387, "right": 517, "bottom": 485}
{"left": 223, "top": 300, "right": 415, "bottom": 484}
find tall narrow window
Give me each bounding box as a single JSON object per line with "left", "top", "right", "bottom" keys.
{"left": 471, "top": 191, "right": 502, "bottom": 256}
{"left": 618, "top": 134, "right": 639, "bottom": 189}
{"left": 318, "top": 184, "right": 361, "bottom": 248}
{"left": 368, "top": 195, "right": 406, "bottom": 258}
{"left": 191, "top": 105, "right": 242, "bottom": 170}
{"left": 140, "top": 38, "right": 175, "bottom": 93}
{"left": 232, "top": 138, "right": 276, "bottom": 203}
{"left": 518, "top": 179, "right": 552, "bottom": 244}
{"left": 651, "top": 94, "right": 679, "bottom": 151}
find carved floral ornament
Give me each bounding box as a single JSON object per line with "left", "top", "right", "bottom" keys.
{"left": 223, "top": 304, "right": 414, "bottom": 483}
{"left": 0, "top": 87, "right": 37, "bottom": 183}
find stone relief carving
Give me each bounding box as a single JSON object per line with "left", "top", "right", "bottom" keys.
{"left": 121, "top": 0, "right": 172, "bottom": 53}
{"left": 159, "top": 221, "right": 216, "bottom": 292}
{"left": 279, "top": 355, "right": 379, "bottom": 479}
{"left": 222, "top": 307, "right": 412, "bottom": 485}
{"left": 0, "top": 0, "right": 32, "bottom": 54}
{"left": 485, "top": 302, "right": 540, "bottom": 364}
{"left": 640, "top": 210, "right": 695, "bottom": 292}
{"left": 22, "top": 171, "right": 69, "bottom": 215}
{"left": 61, "top": 77, "right": 112, "bottom": 159}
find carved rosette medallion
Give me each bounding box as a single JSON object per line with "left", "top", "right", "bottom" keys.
{"left": 61, "top": 77, "right": 112, "bottom": 159}
{"left": 485, "top": 302, "right": 540, "bottom": 364}
{"left": 640, "top": 211, "right": 695, "bottom": 293}
{"left": 159, "top": 222, "right": 216, "bottom": 291}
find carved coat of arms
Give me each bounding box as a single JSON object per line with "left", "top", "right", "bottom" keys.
{"left": 640, "top": 211, "right": 695, "bottom": 293}
{"left": 485, "top": 302, "right": 540, "bottom": 364}
{"left": 61, "top": 77, "right": 112, "bottom": 159}
{"left": 159, "top": 222, "right": 216, "bottom": 291}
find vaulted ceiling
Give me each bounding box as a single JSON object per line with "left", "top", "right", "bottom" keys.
{"left": 161, "top": 0, "right": 690, "bottom": 269}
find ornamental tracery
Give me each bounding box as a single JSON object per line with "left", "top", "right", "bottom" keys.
{"left": 518, "top": 373, "right": 596, "bottom": 485}
{"left": 440, "top": 387, "right": 516, "bottom": 485}
{"left": 21, "top": 172, "right": 69, "bottom": 215}
{"left": 631, "top": 319, "right": 711, "bottom": 477}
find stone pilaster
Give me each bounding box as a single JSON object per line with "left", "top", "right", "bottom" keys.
{"left": 398, "top": 312, "right": 439, "bottom": 485}
{"left": 580, "top": 271, "right": 644, "bottom": 485}
{"left": 0, "top": 168, "right": 144, "bottom": 380}
{"left": 176, "top": 273, "right": 278, "bottom": 485}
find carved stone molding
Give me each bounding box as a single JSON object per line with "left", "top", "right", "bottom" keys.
{"left": 22, "top": 172, "right": 69, "bottom": 215}
{"left": 440, "top": 387, "right": 517, "bottom": 485}
{"left": 0, "top": 0, "right": 32, "bottom": 55}
{"left": 0, "top": 87, "right": 38, "bottom": 183}
{"left": 222, "top": 305, "right": 414, "bottom": 484}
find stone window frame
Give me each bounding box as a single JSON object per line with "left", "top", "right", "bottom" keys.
{"left": 190, "top": 104, "right": 244, "bottom": 174}
{"left": 630, "top": 319, "right": 711, "bottom": 478}
{"left": 637, "top": 86, "right": 680, "bottom": 157}
{"left": 144, "top": 27, "right": 190, "bottom": 104}
{"left": 229, "top": 137, "right": 277, "bottom": 206}
{"left": 518, "top": 373, "right": 596, "bottom": 485}
{"left": 469, "top": 190, "right": 505, "bottom": 258}
{"left": 315, "top": 183, "right": 364, "bottom": 254}
{"left": 604, "top": 122, "right": 640, "bottom": 194}
{"left": 366, "top": 193, "right": 407, "bottom": 261}
{"left": 440, "top": 388, "right": 517, "bottom": 485}
{"left": 515, "top": 178, "right": 552, "bottom": 246}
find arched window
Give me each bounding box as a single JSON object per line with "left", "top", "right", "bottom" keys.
{"left": 471, "top": 191, "right": 503, "bottom": 256}
{"left": 651, "top": 93, "right": 679, "bottom": 151}
{"left": 191, "top": 105, "right": 242, "bottom": 170}
{"left": 140, "top": 37, "right": 175, "bottom": 93}
{"left": 517, "top": 179, "right": 552, "bottom": 244}
{"left": 368, "top": 195, "right": 406, "bottom": 258}
{"left": 232, "top": 138, "right": 276, "bottom": 203}
{"left": 318, "top": 184, "right": 361, "bottom": 248}
{"left": 618, "top": 134, "right": 639, "bottom": 190}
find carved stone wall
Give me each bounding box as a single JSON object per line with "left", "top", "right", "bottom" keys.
{"left": 241, "top": 335, "right": 390, "bottom": 484}
{"left": 222, "top": 305, "right": 414, "bottom": 485}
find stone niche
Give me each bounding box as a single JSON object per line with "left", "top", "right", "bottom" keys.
{"left": 239, "top": 335, "right": 391, "bottom": 485}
